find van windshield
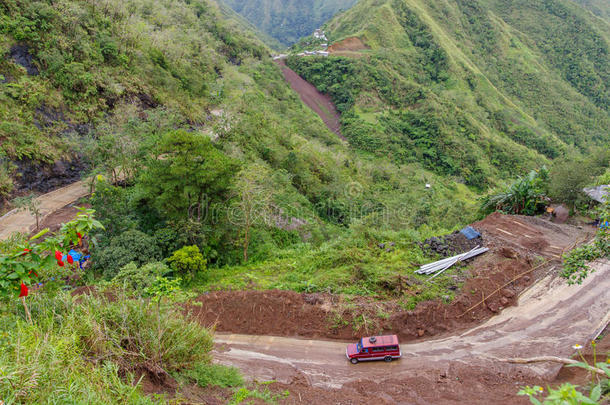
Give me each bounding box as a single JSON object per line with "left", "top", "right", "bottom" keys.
{"left": 356, "top": 340, "right": 362, "bottom": 352}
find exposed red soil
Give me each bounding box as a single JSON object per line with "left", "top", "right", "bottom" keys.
{"left": 188, "top": 251, "right": 534, "bottom": 342}
{"left": 275, "top": 59, "right": 345, "bottom": 140}
{"left": 188, "top": 214, "right": 593, "bottom": 343}
{"left": 138, "top": 334, "right": 610, "bottom": 405}
{"left": 35, "top": 203, "right": 84, "bottom": 234}
{"left": 328, "top": 37, "right": 370, "bottom": 53}
{"left": 555, "top": 326, "right": 610, "bottom": 387}
{"left": 260, "top": 367, "right": 535, "bottom": 405}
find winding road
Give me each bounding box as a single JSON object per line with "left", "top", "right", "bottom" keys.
{"left": 214, "top": 260, "right": 610, "bottom": 389}
{"left": 0, "top": 180, "right": 89, "bottom": 240}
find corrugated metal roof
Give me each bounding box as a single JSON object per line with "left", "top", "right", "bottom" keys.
{"left": 361, "top": 335, "right": 399, "bottom": 348}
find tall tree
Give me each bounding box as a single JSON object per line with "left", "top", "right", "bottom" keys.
{"left": 231, "top": 163, "right": 275, "bottom": 263}
{"left": 138, "top": 130, "right": 237, "bottom": 222}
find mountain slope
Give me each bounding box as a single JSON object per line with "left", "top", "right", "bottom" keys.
{"left": 570, "top": 0, "right": 610, "bottom": 21}
{"left": 286, "top": 0, "right": 609, "bottom": 188}
{"left": 1, "top": 0, "right": 482, "bottom": 267}
{"left": 220, "top": 0, "right": 358, "bottom": 47}
{"left": 216, "top": 0, "right": 284, "bottom": 49}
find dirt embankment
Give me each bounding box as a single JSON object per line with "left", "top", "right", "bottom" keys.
{"left": 189, "top": 213, "right": 594, "bottom": 342}
{"left": 211, "top": 261, "right": 608, "bottom": 403}
{"left": 275, "top": 60, "right": 345, "bottom": 140}
{"left": 189, "top": 252, "right": 532, "bottom": 342}
{"left": 0, "top": 181, "right": 90, "bottom": 240}
{"left": 328, "top": 36, "right": 370, "bottom": 53}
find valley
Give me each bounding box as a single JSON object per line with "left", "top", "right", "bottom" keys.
{"left": 0, "top": 0, "right": 609, "bottom": 403}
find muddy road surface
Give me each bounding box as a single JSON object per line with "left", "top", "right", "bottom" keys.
{"left": 213, "top": 260, "right": 609, "bottom": 401}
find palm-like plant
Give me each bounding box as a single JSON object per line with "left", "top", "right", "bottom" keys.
{"left": 481, "top": 168, "right": 549, "bottom": 215}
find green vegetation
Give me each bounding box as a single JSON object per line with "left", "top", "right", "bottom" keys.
{"left": 219, "top": 0, "right": 358, "bottom": 47}
{"left": 518, "top": 341, "right": 609, "bottom": 404}
{"left": 570, "top": 0, "right": 610, "bottom": 20}
{"left": 480, "top": 168, "right": 549, "bottom": 215}
{"left": 562, "top": 202, "right": 609, "bottom": 285}
{"left": 0, "top": 286, "right": 257, "bottom": 403}
{"left": 205, "top": 225, "right": 460, "bottom": 299}
{"left": 287, "top": 0, "right": 609, "bottom": 190}
{"left": 167, "top": 245, "right": 207, "bottom": 282}
{"left": 1, "top": 0, "right": 609, "bottom": 400}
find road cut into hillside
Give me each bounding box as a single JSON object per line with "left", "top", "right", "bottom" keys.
{"left": 0, "top": 180, "right": 89, "bottom": 240}
{"left": 213, "top": 260, "right": 609, "bottom": 403}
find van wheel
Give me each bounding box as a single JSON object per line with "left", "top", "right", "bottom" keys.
{"left": 350, "top": 358, "right": 358, "bottom": 364}
{"left": 384, "top": 356, "right": 392, "bottom": 362}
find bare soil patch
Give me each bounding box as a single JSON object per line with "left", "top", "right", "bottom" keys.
{"left": 189, "top": 214, "right": 594, "bottom": 342}
{"left": 188, "top": 252, "right": 534, "bottom": 342}
{"left": 35, "top": 202, "right": 89, "bottom": 234}
{"left": 328, "top": 37, "right": 370, "bottom": 53}
{"left": 555, "top": 325, "right": 610, "bottom": 387}
{"left": 275, "top": 60, "right": 345, "bottom": 140}
{"left": 259, "top": 366, "right": 534, "bottom": 405}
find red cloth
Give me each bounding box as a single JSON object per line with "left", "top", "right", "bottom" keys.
{"left": 19, "top": 283, "right": 28, "bottom": 297}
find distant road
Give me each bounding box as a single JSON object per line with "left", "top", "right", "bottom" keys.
{"left": 0, "top": 180, "right": 89, "bottom": 240}
{"left": 275, "top": 59, "right": 346, "bottom": 141}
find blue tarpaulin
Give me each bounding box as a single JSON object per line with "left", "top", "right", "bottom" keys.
{"left": 460, "top": 226, "right": 481, "bottom": 240}
{"left": 62, "top": 250, "right": 89, "bottom": 269}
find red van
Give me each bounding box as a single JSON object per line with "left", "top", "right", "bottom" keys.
{"left": 346, "top": 335, "right": 401, "bottom": 364}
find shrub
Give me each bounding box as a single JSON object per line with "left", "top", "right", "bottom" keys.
{"left": 549, "top": 158, "right": 594, "bottom": 208}
{"left": 94, "top": 229, "right": 162, "bottom": 279}
{"left": 561, "top": 203, "right": 609, "bottom": 284}
{"left": 481, "top": 168, "right": 549, "bottom": 215}
{"left": 0, "top": 164, "right": 14, "bottom": 200}
{"left": 153, "top": 226, "right": 187, "bottom": 257}
{"left": 111, "top": 261, "right": 170, "bottom": 292}
{"left": 167, "top": 245, "right": 207, "bottom": 282}
{"left": 72, "top": 293, "right": 212, "bottom": 372}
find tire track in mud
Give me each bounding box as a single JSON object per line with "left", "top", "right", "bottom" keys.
{"left": 212, "top": 260, "right": 610, "bottom": 392}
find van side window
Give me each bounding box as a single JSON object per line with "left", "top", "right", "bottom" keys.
{"left": 387, "top": 346, "right": 398, "bottom": 351}
{"left": 372, "top": 347, "right": 384, "bottom": 352}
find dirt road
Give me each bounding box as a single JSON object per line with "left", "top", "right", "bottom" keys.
{"left": 276, "top": 60, "right": 345, "bottom": 140}
{"left": 213, "top": 260, "right": 609, "bottom": 399}
{"left": 0, "top": 180, "right": 89, "bottom": 240}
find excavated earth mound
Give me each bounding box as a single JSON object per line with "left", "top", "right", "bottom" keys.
{"left": 328, "top": 36, "right": 370, "bottom": 53}
{"left": 189, "top": 214, "right": 594, "bottom": 341}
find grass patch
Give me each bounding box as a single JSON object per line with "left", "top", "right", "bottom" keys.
{"left": 0, "top": 290, "right": 216, "bottom": 404}
{"left": 229, "top": 384, "right": 290, "bottom": 405}
{"left": 181, "top": 363, "right": 244, "bottom": 389}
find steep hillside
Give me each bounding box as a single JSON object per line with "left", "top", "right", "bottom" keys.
{"left": 287, "top": 0, "right": 609, "bottom": 188}
{"left": 217, "top": 0, "right": 283, "bottom": 49}
{"left": 570, "top": 0, "right": 610, "bottom": 20}
{"left": 1, "top": 0, "right": 483, "bottom": 268}
{"left": 220, "top": 0, "right": 358, "bottom": 47}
